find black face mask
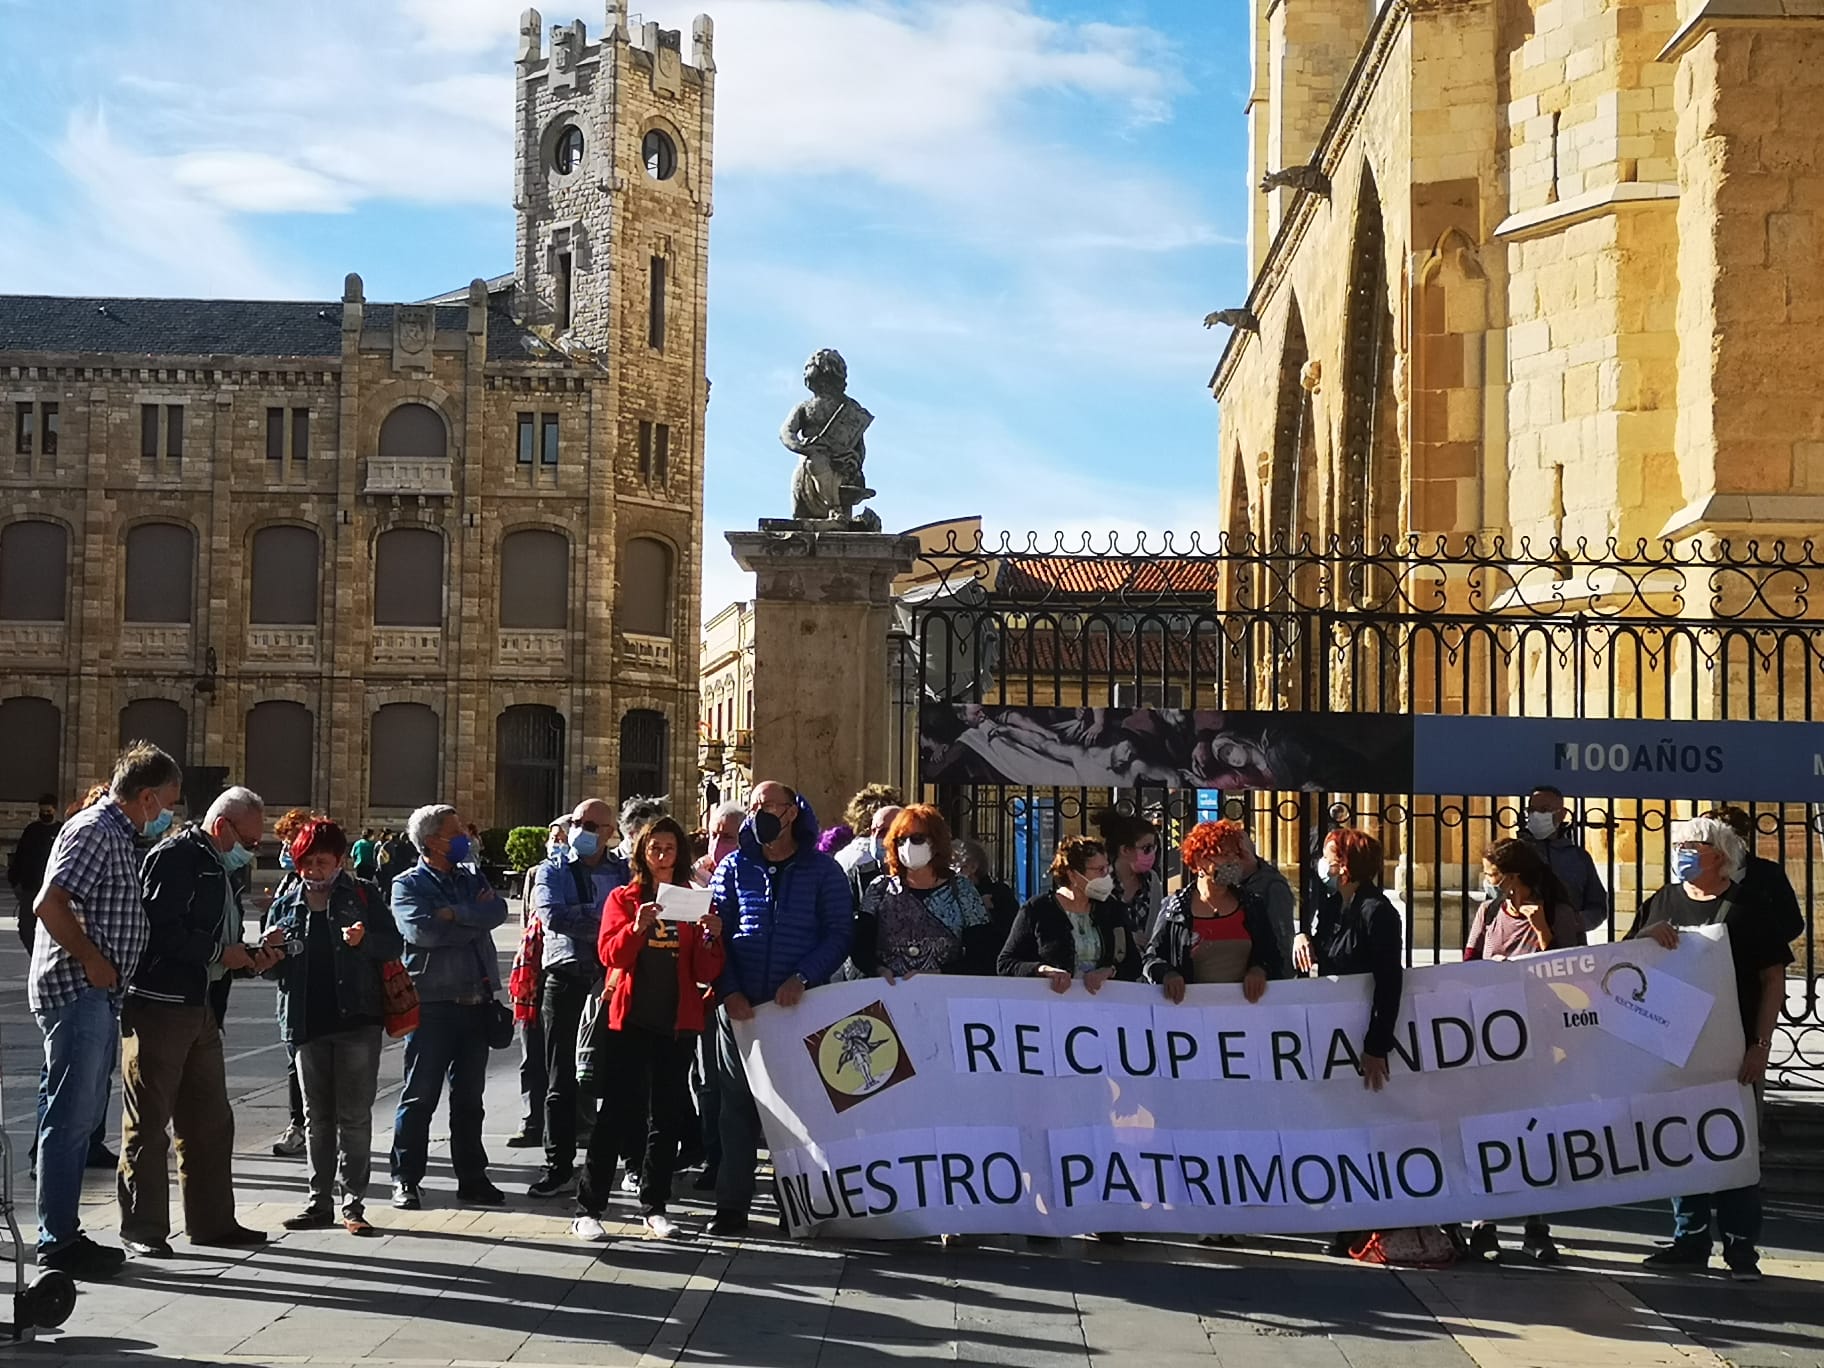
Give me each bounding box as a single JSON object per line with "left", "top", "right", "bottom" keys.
{"left": 751, "top": 809, "right": 784, "bottom": 845}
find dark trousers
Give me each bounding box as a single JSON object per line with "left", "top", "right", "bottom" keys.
{"left": 117, "top": 999, "right": 238, "bottom": 1244}
{"left": 693, "top": 1027, "right": 721, "bottom": 1173}
{"left": 286, "top": 1042, "right": 305, "bottom": 1128}
{"left": 519, "top": 1017, "right": 547, "bottom": 1135}
{"left": 390, "top": 1000, "right": 491, "bottom": 1188}
{"left": 541, "top": 967, "right": 597, "bottom": 1172}
{"left": 713, "top": 1005, "right": 763, "bottom": 1217}
{"left": 1672, "top": 1187, "right": 1763, "bottom": 1261}
{"left": 577, "top": 1028, "right": 693, "bottom": 1217}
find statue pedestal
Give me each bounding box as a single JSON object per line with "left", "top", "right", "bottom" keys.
{"left": 727, "top": 526, "right": 920, "bottom": 828}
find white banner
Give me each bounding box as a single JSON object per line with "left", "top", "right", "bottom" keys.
{"left": 734, "top": 926, "right": 1759, "bottom": 1238}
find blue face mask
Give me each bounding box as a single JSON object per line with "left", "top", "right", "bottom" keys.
{"left": 569, "top": 829, "right": 600, "bottom": 860}
{"left": 546, "top": 838, "right": 566, "bottom": 860}
{"left": 1673, "top": 847, "right": 1703, "bottom": 882}
{"left": 279, "top": 847, "right": 295, "bottom": 871}
{"left": 143, "top": 807, "right": 175, "bottom": 839}
{"left": 220, "top": 840, "right": 254, "bottom": 873}
{"left": 446, "top": 834, "right": 474, "bottom": 864}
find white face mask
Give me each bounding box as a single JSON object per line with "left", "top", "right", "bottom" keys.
{"left": 896, "top": 838, "right": 933, "bottom": 870}
{"left": 1525, "top": 811, "right": 1559, "bottom": 840}
{"left": 1083, "top": 874, "right": 1115, "bottom": 901}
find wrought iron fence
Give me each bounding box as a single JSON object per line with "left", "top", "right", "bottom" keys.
{"left": 888, "top": 530, "right": 1824, "bottom": 1090}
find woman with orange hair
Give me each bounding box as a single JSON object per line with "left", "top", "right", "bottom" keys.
{"left": 267, "top": 806, "right": 325, "bottom": 1157}
{"left": 1143, "top": 820, "right": 1282, "bottom": 1002}
{"left": 852, "top": 806, "right": 995, "bottom": 980}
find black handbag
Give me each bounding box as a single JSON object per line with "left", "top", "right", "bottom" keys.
{"left": 472, "top": 936, "right": 515, "bottom": 1050}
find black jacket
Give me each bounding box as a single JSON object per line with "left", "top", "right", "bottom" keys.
{"left": 1741, "top": 855, "right": 1805, "bottom": 947}
{"left": 132, "top": 827, "right": 244, "bottom": 1022}
{"left": 1313, "top": 884, "right": 1403, "bottom": 1057}
{"left": 7, "top": 816, "right": 58, "bottom": 898}
{"left": 996, "top": 891, "right": 1138, "bottom": 981}
{"left": 1142, "top": 886, "right": 1285, "bottom": 984}
{"left": 265, "top": 873, "right": 405, "bottom": 1044}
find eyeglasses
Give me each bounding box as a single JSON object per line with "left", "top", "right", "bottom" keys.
{"left": 572, "top": 818, "right": 603, "bottom": 833}
{"left": 1134, "top": 843, "right": 1158, "bottom": 856}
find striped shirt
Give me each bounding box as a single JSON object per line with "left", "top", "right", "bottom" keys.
{"left": 28, "top": 799, "right": 150, "bottom": 1012}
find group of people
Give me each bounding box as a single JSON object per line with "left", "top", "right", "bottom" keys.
{"left": 10, "top": 750, "right": 1800, "bottom": 1286}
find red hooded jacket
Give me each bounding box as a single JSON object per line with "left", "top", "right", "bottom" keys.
{"left": 597, "top": 883, "right": 725, "bottom": 1033}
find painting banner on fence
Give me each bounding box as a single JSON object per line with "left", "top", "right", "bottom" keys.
{"left": 734, "top": 928, "right": 1757, "bottom": 1239}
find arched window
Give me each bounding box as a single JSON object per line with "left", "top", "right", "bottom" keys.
{"left": 373, "top": 527, "right": 444, "bottom": 627}
{"left": 499, "top": 529, "right": 569, "bottom": 630}
{"left": 124, "top": 523, "right": 195, "bottom": 623}
{"left": 370, "top": 702, "right": 439, "bottom": 809}
{"left": 642, "top": 129, "right": 677, "bottom": 181}
{"left": 618, "top": 708, "right": 668, "bottom": 799}
{"left": 496, "top": 705, "right": 566, "bottom": 830}
{"left": 0, "top": 697, "right": 60, "bottom": 801}
{"left": 554, "top": 125, "right": 585, "bottom": 175}
{"left": 618, "top": 537, "right": 672, "bottom": 637}
{"left": 249, "top": 526, "right": 321, "bottom": 626}
{"left": 1339, "top": 167, "right": 1400, "bottom": 548}
{"left": 378, "top": 403, "right": 447, "bottom": 460}
{"left": 1269, "top": 296, "right": 1314, "bottom": 552}
{"left": 119, "top": 698, "right": 188, "bottom": 765}
{"left": 245, "top": 701, "right": 314, "bottom": 806}
{"left": 0, "top": 520, "right": 68, "bottom": 621}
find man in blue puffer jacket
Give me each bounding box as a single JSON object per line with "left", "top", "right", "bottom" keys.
{"left": 707, "top": 782, "right": 852, "bottom": 1234}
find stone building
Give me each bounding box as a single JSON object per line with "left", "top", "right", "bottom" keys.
{"left": 1213, "top": 0, "right": 1824, "bottom": 557}
{"left": 697, "top": 598, "right": 754, "bottom": 813}
{"left": 0, "top": 4, "right": 714, "bottom": 836}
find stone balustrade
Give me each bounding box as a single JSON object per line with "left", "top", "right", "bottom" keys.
{"left": 497, "top": 628, "right": 568, "bottom": 669}
{"left": 246, "top": 626, "right": 319, "bottom": 663}
{"left": 372, "top": 626, "right": 444, "bottom": 665}
{"left": 0, "top": 621, "right": 68, "bottom": 659}
{"left": 119, "top": 623, "right": 192, "bottom": 661}
{"left": 364, "top": 457, "right": 454, "bottom": 496}
{"left": 619, "top": 631, "right": 674, "bottom": 674}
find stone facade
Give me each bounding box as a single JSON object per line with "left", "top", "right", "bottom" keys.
{"left": 0, "top": 8, "right": 714, "bottom": 836}
{"left": 697, "top": 598, "right": 754, "bottom": 812}
{"left": 1214, "top": 0, "right": 1824, "bottom": 556}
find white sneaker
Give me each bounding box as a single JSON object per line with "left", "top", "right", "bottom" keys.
{"left": 620, "top": 1172, "right": 641, "bottom": 1195}
{"left": 644, "top": 1213, "right": 678, "bottom": 1240}
{"left": 272, "top": 1123, "right": 306, "bottom": 1157}
{"left": 571, "top": 1215, "right": 608, "bottom": 1243}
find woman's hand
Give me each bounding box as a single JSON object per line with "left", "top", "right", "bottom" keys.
{"left": 698, "top": 911, "right": 722, "bottom": 940}
{"left": 883, "top": 967, "right": 918, "bottom": 986}
{"left": 1082, "top": 966, "right": 1115, "bottom": 995}
{"left": 1161, "top": 972, "right": 1187, "bottom": 1005}
{"left": 1521, "top": 903, "right": 1552, "bottom": 949}
{"left": 634, "top": 902, "right": 661, "bottom": 935}
{"left": 1362, "top": 1054, "right": 1390, "bottom": 1091}
{"left": 1645, "top": 922, "right": 1680, "bottom": 950}
{"left": 1037, "top": 966, "right": 1072, "bottom": 994}
{"left": 1293, "top": 933, "right": 1314, "bottom": 974}
{"left": 342, "top": 921, "right": 366, "bottom": 948}
{"left": 1242, "top": 966, "right": 1268, "bottom": 1004}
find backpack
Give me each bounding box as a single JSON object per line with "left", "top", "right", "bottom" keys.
{"left": 1349, "top": 1227, "right": 1460, "bottom": 1268}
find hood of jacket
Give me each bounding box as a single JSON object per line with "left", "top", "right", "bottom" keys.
{"left": 737, "top": 793, "right": 822, "bottom": 861}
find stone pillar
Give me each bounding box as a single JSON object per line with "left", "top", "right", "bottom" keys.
{"left": 725, "top": 527, "right": 918, "bottom": 830}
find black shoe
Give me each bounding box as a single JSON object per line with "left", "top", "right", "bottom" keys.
{"left": 191, "top": 1225, "right": 268, "bottom": 1249}
{"left": 1467, "top": 1224, "right": 1501, "bottom": 1262}
{"left": 505, "top": 1130, "right": 542, "bottom": 1149}
{"left": 122, "top": 1237, "right": 175, "bottom": 1259}
{"left": 40, "top": 1235, "right": 126, "bottom": 1280}
{"left": 1727, "top": 1253, "right": 1762, "bottom": 1282}
{"left": 1644, "top": 1235, "right": 1712, "bottom": 1270}
{"left": 677, "top": 1144, "right": 706, "bottom": 1170}
{"left": 1324, "top": 1235, "right": 1356, "bottom": 1259}
{"left": 458, "top": 1180, "right": 506, "bottom": 1207}
{"left": 1089, "top": 1232, "right": 1125, "bottom": 1245}
{"left": 86, "top": 1144, "right": 120, "bottom": 1169}
{"left": 691, "top": 1168, "right": 719, "bottom": 1192}
{"left": 392, "top": 1183, "right": 421, "bottom": 1211}
{"left": 528, "top": 1168, "right": 575, "bottom": 1198}
{"left": 282, "top": 1207, "right": 336, "bottom": 1231}
{"left": 708, "top": 1211, "right": 749, "bottom": 1237}
{"left": 1520, "top": 1231, "right": 1560, "bottom": 1266}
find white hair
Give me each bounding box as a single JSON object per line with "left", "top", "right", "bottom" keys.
{"left": 408, "top": 803, "right": 458, "bottom": 852}
{"left": 711, "top": 800, "right": 744, "bottom": 827}
{"left": 1671, "top": 815, "right": 1747, "bottom": 882}
{"left": 203, "top": 786, "right": 263, "bottom": 829}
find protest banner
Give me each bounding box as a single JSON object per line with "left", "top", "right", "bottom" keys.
{"left": 733, "top": 927, "right": 1758, "bottom": 1239}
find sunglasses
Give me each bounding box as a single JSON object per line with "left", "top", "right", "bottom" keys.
{"left": 899, "top": 834, "right": 930, "bottom": 847}
{"left": 572, "top": 818, "right": 604, "bottom": 833}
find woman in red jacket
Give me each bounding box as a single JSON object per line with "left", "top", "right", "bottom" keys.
{"left": 574, "top": 816, "right": 723, "bottom": 1242}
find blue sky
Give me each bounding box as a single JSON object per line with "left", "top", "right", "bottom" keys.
{"left": 0, "top": 0, "right": 1253, "bottom": 617}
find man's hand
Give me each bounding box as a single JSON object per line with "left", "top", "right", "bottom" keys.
{"left": 1740, "top": 1041, "right": 1770, "bottom": 1086}
{"left": 80, "top": 950, "right": 118, "bottom": 991}
{"left": 1242, "top": 966, "right": 1268, "bottom": 1004}
{"left": 1161, "top": 972, "right": 1187, "bottom": 1005}
{"left": 775, "top": 975, "right": 807, "bottom": 1008}
{"left": 1292, "top": 934, "right": 1314, "bottom": 974}
{"left": 1037, "top": 966, "right": 1072, "bottom": 995}
{"left": 1362, "top": 1054, "right": 1390, "bottom": 1092}
{"left": 634, "top": 903, "right": 661, "bottom": 935}
{"left": 343, "top": 922, "right": 366, "bottom": 948}
{"left": 699, "top": 911, "right": 722, "bottom": 940}
{"left": 436, "top": 905, "right": 457, "bottom": 923}
{"left": 1082, "top": 965, "right": 1115, "bottom": 995}
{"left": 724, "top": 991, "right": 755, "bottom": 1022}
{"left": 1644, "top": 922, "right": 1680, "bottom": 950}
{"left": 219, "top": 943, "right": 255, "bottom": 972}
{"left": 251, "top": 946, "right": 284, "bottom": 974}
{"left": 477, "top": 886, "right": 498, "bottom": 902}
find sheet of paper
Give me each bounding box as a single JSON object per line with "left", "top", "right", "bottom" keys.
{"left": 654, "top": 883, "right": 713, "bottom": 920}
{"left": 1593, "top": 960, "right": 1712, "bottom": 1067}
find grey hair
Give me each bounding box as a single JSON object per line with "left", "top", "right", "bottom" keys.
{"left": 619, "top": 795, "right": 670, "bottom": 835}
{"left": 710, "top": 800, "right": 745, "bottom": 827}
{"left": 408, "top": 803, "right": 458, "bottom": 852}
{"left": 955, "top": 837, "right": 991, "bottom": 875}
{"left": 1671, "top": 815, "right": 1747, "bottom": 882}
{"left": 111, "top": 742, "right": 182, "bottom": 801}
{"left": 203, "top": 786, "right": 263, "bottom": 829}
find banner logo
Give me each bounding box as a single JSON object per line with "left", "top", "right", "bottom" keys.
{"left": 804, "top": 1000, "right": 915, "bottom": 1112}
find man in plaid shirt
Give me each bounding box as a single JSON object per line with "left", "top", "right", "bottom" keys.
{"left": 29, "top": 743, "right": 183, "bottom": 1281}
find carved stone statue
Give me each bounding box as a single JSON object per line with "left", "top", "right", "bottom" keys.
{"left": 779, "top": 348, "right": 878, "bottom": 530}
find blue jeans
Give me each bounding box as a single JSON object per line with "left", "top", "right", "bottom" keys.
{"left": 1672, "top": 1186, "right": 1762, "bottom": 1262}
{"left": 34, "top": 988, "right": 120, "bottom": 1252}
{"left": 390, "top": 1001, "right": 491, "bottom": 1188}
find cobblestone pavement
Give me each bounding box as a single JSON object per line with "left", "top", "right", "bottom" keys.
{"left": 0, "top": 898, "right": 1818, "bottom": 1368}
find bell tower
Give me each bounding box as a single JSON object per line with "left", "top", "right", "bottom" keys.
{"left": 512, "top": 4, "right": 715, "bottom": 356}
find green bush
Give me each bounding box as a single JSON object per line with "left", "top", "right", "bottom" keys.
{"left": 481, "top": 827, "right": 512, "bottom": 867}
{"left": 505, "top": 826, "right": 549, "bottom": 872}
